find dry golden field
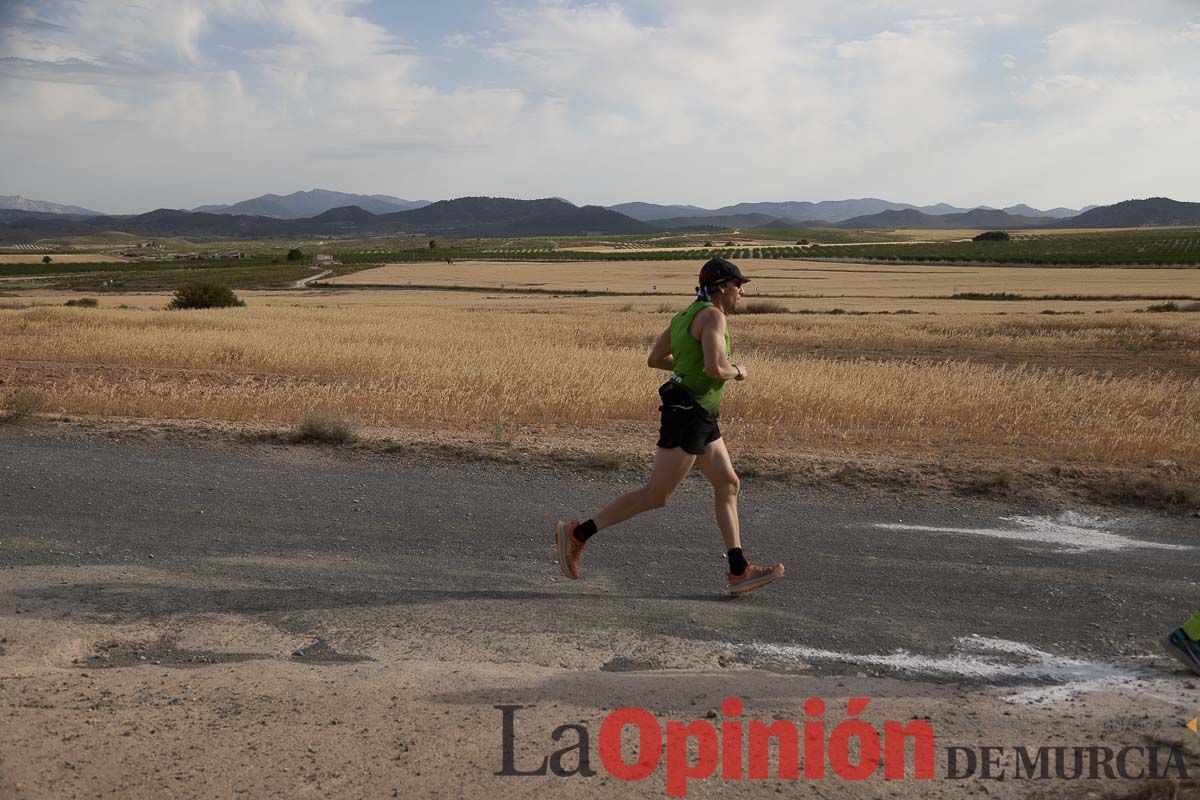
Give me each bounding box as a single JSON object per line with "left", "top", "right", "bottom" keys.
{"left": 2, "top": 283, "right": 1198, "bottom": 467}
{"left": 329, "top": 259, "right": 1200, "bottom": 299}
{"left": 0, "top": 288, "right": 1169, "bottom": 315}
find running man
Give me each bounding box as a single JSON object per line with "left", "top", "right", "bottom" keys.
{"left": 555, "top": 257, "right": 785, "bottom": 595}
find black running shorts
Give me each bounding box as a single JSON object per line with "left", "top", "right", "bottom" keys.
{"left": 656, "top": 381, "right": 721, "bottom": 455}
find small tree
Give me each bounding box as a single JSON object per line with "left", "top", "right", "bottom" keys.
{"left": 286, "top": 248, "right": 304, "bottom": 261}
{"left": 42, "top": 255, "right": 52, "bottom": 263}
{"left": 973, "top": 231, "right": 1011, "bottom": 242}
{"left": 428, "top": 239, "right": 437, "bottom": 249}
{"left": 168, "top": 280, "right": 245, "bottom": 310}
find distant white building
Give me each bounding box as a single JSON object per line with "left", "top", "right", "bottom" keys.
{"left": 314, "top": 253, "right": 340, "bottom": 266}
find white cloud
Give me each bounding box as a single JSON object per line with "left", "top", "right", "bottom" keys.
{"left": 1, "top": 0, "right": 1199, "bottom": 211}
{"left": 1044, "top": 19, "right": 1165, "bottom": 71}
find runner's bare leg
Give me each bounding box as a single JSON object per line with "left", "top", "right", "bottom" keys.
{"left": 591, "top": 446, "right": 695, "bottom": 531}
{"left": 696, "top": 438, "right": 740, "bottom": 551}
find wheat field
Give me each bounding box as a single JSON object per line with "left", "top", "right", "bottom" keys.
{"left": 3, "top": 300, "right": 1198, "bottom": 466}
{"left": 329, "top": 259, "right": 1200, "bottom": 299}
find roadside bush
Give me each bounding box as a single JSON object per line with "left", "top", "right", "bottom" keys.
{"left": 293, "top": 410, "right": 357, "bottom": 445}
{"left": 973, "top": 231, "right": 1011, "bottom": 242}
{"left": 286, "top": 248, "right": 304, "bottom": 261}
{"left": 1, "top": 390, "right": 47, "bottom": 424}
{"left": 167, "top": 281, "right": 245, "bottom": 310}
{"left": 64, "top": 297, "right": 99, "bottom": 308}
{"left": 735, "top": 300, "right": 790, "bottom": 314}
{"left": 967, "top": 471, "right": 1014, "bottom": 495}
{"left": 1145, "top": 302, "right": 1179, "bottom": 312}
{"left": 1094, "top": 476, "right": 1199, "bottom": 510}
{"left": 42, "top": 255, "right": 52, "bottom": 263}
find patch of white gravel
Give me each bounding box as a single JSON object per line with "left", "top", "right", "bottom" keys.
{"left": 740, "top": 635, "right": 1177, "bottom": 706}
{"left": 872, "top": 511, "right": 1188, "bottom": 553}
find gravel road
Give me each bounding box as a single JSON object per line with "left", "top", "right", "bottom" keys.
{"left": 1, "top": 427, "right": 1197, "bottom": 798}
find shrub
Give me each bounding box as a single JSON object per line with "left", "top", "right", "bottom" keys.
{"left": 1145, "top": 302, "right": 1179, "bottom": 312}
{"left": 167, "top": 281, "right": 245, "bottom": 310}
{"left": 1, "top": 390, "right": 47, "bottom": 424}
{"left": 286, "top": 248, "right": 304, "bottom": 261}
{"left": 293, "top": 410, "right": 357, "bottom": 445}
{"left": 973, "top": 231, "right": 1011, "bottom": 242}
{"left": 968, "top": 471, "right": 1013, "bottom": 495}
{"left": 64, "top": 297, "right": 99, "bottom": 308}
{"left": 42, "top": 255, "right": 52, "bottom": 263}
{"left": 735, "top": 300, "right": 789, "bottom": 314}
{"left": 1094, "top": 476, "right": 1199, "bottom": 510}
{"left": 952, "top": 292, "right": 1024, "bottom": 301}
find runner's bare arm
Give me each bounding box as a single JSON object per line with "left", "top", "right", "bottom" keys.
{"left": 647, "top": 325, "right": 674, "bottom": 370}
{"left": 699, "top": 308, "right": 746, "bottom": 381}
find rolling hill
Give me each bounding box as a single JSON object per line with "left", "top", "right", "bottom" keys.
{"left": 835, "top": 208, "right": 1054, "bottom": 229}
{"left": 1040, "top": 198, "right": 1200, "bottom": 228}
{"left": 376, "top": 197, "right": 651, "bottom": 236}
{"left": 193, "top": 189, "right": 430, "bottom": 218}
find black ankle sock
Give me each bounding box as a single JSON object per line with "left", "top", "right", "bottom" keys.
{"left": 574, "top": 519, "right": 598, "bottom": 542}
{"left": 727, "top": 547, "right": 747, "bottom": 575}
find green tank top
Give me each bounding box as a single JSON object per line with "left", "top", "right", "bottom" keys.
{"left": 670, "top": 299, "right": 732, "bottom": 415}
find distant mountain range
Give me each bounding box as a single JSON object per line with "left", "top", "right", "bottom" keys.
{"left": 192, "top": 189, "right": 430, "bottom": 218}
{"left": 0, "top": 197, "right": 652, "bottom": 243}
{"left": 611, "top": 198, "right": 1086, "bottom": 223}
{"left": 0, "top": 194, "right": 104, "bottom": 216}
{"left": 1, "top": 192, "right": 1197, "bottom": 244}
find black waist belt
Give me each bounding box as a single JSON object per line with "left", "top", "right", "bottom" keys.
{"left": 658, "top": 380, "right": 717, "bottom": 422}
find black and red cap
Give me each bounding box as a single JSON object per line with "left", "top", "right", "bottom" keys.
{"left": 699, "top": 257, "right": 750, "bottom": 288}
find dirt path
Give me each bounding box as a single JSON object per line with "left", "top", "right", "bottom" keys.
{"left": 1, "top": 428, "right": 1198, "bottom": 798}
{"left": 291, "top": 268, "right": 332, "bottom": 289}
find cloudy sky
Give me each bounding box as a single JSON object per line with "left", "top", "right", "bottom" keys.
{"left": 2, "top": 0, "right": 1198, "bottom": 213}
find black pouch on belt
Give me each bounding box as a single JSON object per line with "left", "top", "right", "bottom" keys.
{"left": 658, "top": 379, "right": 716, "bottom": 422}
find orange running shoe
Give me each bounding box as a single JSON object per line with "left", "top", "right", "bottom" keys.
{"left": 554, "top": 520, "right": 586, "bottom": 579}
{"left": 728, "top": 562, "right": 785, "bottom": 595}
